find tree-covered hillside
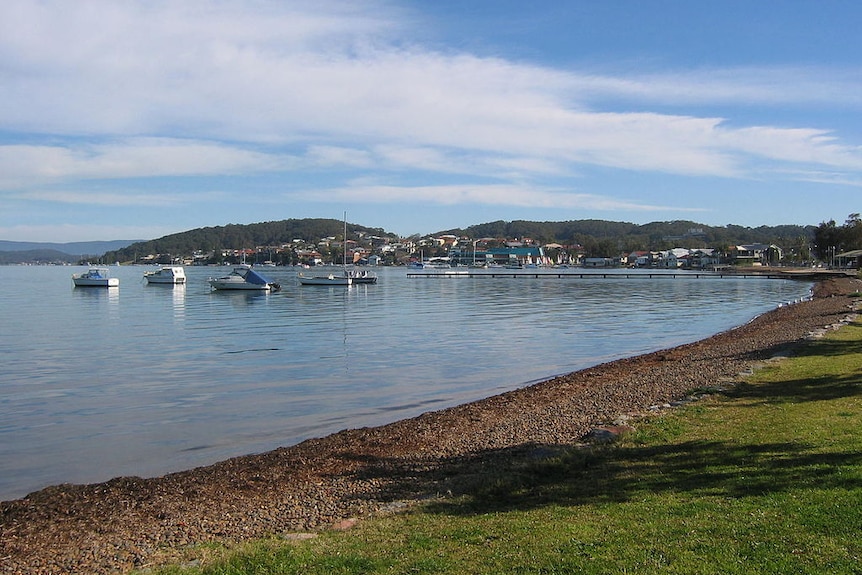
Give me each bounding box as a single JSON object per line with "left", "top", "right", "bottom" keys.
{"left": 103, "top": 219, "right": 398, "bottom": 263}
{"left": 101, "top": 217, "right": 822, "bottom": 264}
{"left": 442, "top": 219, "right": 815, "bottom": 255}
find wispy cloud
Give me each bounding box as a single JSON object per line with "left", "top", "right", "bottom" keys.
{"left": 0, "top": 0, "right": 860, "bottom": 240}
{"left": 2, "top": 1, "right": 860, "bottom": 186}
{"left": 14, "top": 187, "right": 229, "bottom": 208}
{"left": 569, "top": 66, "right": 862, "bottom": 108}
{"left": 0, "top": 139, "right": 285, "bottom": 189}
{"left": 310, "top": 182, "right": 706, "bottom": 213}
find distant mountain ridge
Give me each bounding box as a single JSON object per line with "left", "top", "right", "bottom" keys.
{"left": 0, "top": 239, "right": 142, "bottom": 255}
{"left": 0, "top": 249, "right": 80, "bottom": 265}
{"left": 0, "top": 239, "right": 144, "bottom": 265}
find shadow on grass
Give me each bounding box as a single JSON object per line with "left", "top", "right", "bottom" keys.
{"left": 338, "top": 430, "right": 862, "bottom": 518}
{"left": 790, "top": 322, "right": 862, "bottom": 359}
{"left": 477, "top": 442, "right": 855, "bottom": 515}
{"left": 337, "top": 349, "right": 861, "bottom": 517}
{"left": 726, "top": 327, "right": 862, "bottom": 405}
{"left": 727, "top": 371, "right": 862, "bottom": 405}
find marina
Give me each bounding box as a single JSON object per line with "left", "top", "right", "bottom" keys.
{"left": 0, "top": 264, "right": 814, "bottom": 501}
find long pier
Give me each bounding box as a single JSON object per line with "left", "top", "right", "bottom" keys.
{"left": 406, "top": 269, "right": 851, "bottom": 280}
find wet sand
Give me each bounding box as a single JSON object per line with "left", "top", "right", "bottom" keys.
{"left": 2, "top": 275, "right": 859, "bottom": 575}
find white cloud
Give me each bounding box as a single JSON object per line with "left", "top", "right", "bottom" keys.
{"left": 576, "top": 67, "right": 862, "bottom": 107}
{"left": 719, "top": 127, "right": 862, "bottom": 170}
{"left": 18, "top": 189, "right": 187, "bottom": 207}
{"left": 305, "top": 146, "right": 373, "bottom": 168}
{"left": 0, "top": 139, "right": 285, "bottom": 189}
{"left": 1, "top": 0, "right": 861, "bottom": 207}
{"left": 305, "top": 182, "right": 705, "bottom": 213}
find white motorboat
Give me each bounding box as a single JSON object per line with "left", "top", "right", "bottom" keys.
{"left": 298, "top": 266, "right": 378, "bottom": 285}
{"left": 208, "top": 265, "right": 280, "bottom": 291}
{"left": 423, "top": 257, "right": 452, "bottom": 269}
{"left": 297, "top": 272, "right": 352, "bottom": 286}
{"left": 143, "top": 266, "right": 186, "bottom": 285}
{"left": 72, "top": 267, "right": 119, "bottom": 287}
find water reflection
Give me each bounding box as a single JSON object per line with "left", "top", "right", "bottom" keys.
{"left": 208, "top": 289, "right": 274, "bottom": 309}
{"left": 71, "top": 284, "right": 120, "bottom": 318}
{"left": 0, "top": 266, "right": 814, "bottom": 500}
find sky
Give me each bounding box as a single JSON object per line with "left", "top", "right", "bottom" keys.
{"left": 1, "top": 1, "right": 860, "bottom": 243}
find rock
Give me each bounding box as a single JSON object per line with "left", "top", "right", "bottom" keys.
{"left": 583, "top": 425, "right": 634, "bottom": 443}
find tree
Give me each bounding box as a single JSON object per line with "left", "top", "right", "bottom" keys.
{"left": 812, "top": 219, "right": 842, "bottom": 261}
{"left": 844, "top": 213, "right": 862, "bottom": 250}
{"left": 787, "top": 235, "right": 811, "bottom": 264}
{"left": 812, "top": 214, "right": 862, "bottom": 265}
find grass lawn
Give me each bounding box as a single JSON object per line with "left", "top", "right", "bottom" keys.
{"left": 148, "top": 318, "right": 862, "bottom": 574}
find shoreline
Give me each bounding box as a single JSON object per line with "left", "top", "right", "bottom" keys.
{"left": 2, "top": 276, "right": 860, "bottom": 575}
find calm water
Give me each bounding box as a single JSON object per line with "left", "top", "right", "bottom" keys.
{"left": 0, "top": 265, "right": 812, "bottom": 500}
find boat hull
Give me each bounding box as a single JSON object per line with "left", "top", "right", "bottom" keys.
{"left": 298, "top": 273, "right": 352, "bottom": 286}
{"left": 208, "top": 280, "right": 274, "bottom": 290}
{"left": 208, "top": 265, "right": 280, "bottom": 291}
{"left": 144, "top": 267, "right": 186, "bottom": 284}
{"left": 72, "top": 278, "right": 119, "bottom": 287}
{"left": 72, "top": 268, "right": 119, "bottom": 287}
{"left": 345, "top": 269, "right": 377, "bottom": 284}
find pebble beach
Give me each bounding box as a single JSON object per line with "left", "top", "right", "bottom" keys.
{"left": 2, "top": 275, "right": 859, "bottom": 575}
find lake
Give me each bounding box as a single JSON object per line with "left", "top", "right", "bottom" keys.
{"left": 0, "top": 264, "right": 812, "bottom": 500}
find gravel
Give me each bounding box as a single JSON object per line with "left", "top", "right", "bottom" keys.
{"left": 2, "top": 275, "right": 859, "bottom": 575}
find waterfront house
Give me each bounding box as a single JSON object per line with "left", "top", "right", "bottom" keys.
{"left": 583, "top": 256, "right": 619, "bottom": 268}
{"left": 731, "top": 244, "right": 783, "bottom": 266}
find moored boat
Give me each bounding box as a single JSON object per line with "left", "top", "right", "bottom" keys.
{"left": 208, "top": 265, "right": 280, "bottom": 291}
{"left": 72, "top": 267, "right": 119, "bottom": 287}
{"left": 143, "top": 266, "right": 186, "bottom": 285}
{"left": 424, "top": 257, "right": 452, "bottom": 269}
{"left": 298, "top": 213, "right": 357, "bottom": 287}
{"left": 297, "top": 271, "right": 352, "bottom": 286}
{"left": 344, "top": 268, "right": 377, "bottom": 284}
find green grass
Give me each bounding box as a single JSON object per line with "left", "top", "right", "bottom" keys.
{"left": 147, "top": 320, "right": 862, "bottom": 575}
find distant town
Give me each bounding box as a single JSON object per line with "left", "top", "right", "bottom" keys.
{"left": 115, "top": 214, "right": 862, "bottom": 270}
{"left": 2, "top": 215, "right": 861, "bottom": 269}
{"left": 153, "top": 234, "right": 803, "bottom": 270}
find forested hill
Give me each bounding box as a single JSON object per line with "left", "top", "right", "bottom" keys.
{"left": 104, "top": 219, "right": 397, "bottom": 263}
{"left": 441, "top": 219, "right": 814, "bottom": 249}
{"left": 102, "top": 218, "right": 816, "bottom": 263}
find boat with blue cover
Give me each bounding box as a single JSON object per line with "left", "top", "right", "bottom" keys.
{"left": 72, "top": 267, "right": 120, "bottom": 287}
{"left": 208, "top": 265, "right": 280, "bottom": 291}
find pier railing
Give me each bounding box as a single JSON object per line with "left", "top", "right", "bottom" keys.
{"left": 406, "top": 269, "right": 852, "bottom": 280}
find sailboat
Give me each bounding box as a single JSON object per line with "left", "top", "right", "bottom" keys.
{"left": 343, "top": 249, "right": 378, "bottom": 284}
{"left": 298, "top": 214, "right": 353, "bottom": 286}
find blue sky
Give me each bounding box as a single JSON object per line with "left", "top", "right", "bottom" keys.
{"left": 1, "top": 1, "right": 860, "bottom": 242}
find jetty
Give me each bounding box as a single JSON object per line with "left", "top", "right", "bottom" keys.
{"left": 406, "top": 269, "right": 854, "bottom": 280}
